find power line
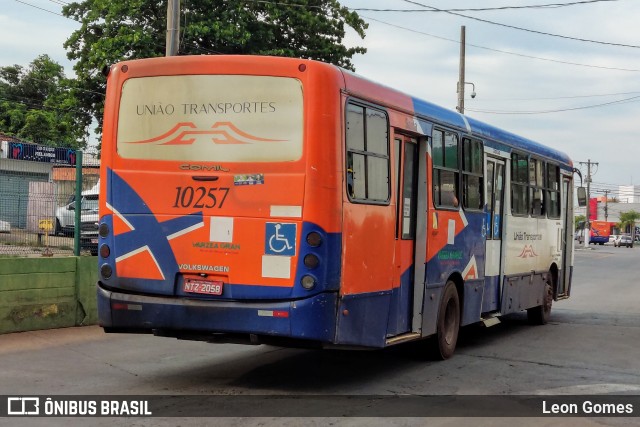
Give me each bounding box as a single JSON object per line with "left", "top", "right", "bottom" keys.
{"left": 235, "top": 0, "right": 635, "bottom": 54}
{"left": 591, "top": 185, "right": 640, "bottom": 195}
{"left": 466, "top": 94, "right": 640, "bottom": 114}
{"left": 468, "top": 47, "right": 640, "bottom": 72}
{"left": 353, "top": 0, "right": 619, "bottom": 13}
{"left": 15, "top": 0, "right": 223, "bottom": 57}
{"left": 592, "top": 181, "right": 638, "bottom": 188}
{"left": 468, "top": 91, "right": 640, "bottom": 102}
{"left": 13, "top": 0, "right": 72, "bottom": 20}
{"left": 14, "top": 0, "right": 640, "bottom": 71}
{"left": 402, "top": 0, "right": 640, "bottom": 49}
{"left": 239, "top": 0, "right": 618, "bottom": 12}
{"left": 362, "top": 15, "right": 640, "bottom": 72}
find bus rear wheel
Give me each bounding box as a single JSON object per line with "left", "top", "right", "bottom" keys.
{"left": 434, "top": 281, "right": 460, "bottom": 360}
{"left": 527, "top": 278, "right": 553, "bottom": 325}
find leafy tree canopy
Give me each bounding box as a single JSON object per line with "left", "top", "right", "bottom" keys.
{"left": 618, "top": 210, "right": 640, "bottom": 234}
{"left": 0, "top": 54, "right": 88, "bottom": 149}
{"left": 63, "top": 0, "right": 368, "bottom": 139}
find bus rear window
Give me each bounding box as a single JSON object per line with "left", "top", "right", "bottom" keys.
{"left": 116, "top": 75, "right": 303, "bottom": 163}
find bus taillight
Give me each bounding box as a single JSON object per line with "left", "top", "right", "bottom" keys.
{"left": 99, "top": 244, "right": 111, "bottom": 258}
{"left": 100, "top": 264, "right": 113, "bottom": 279}
{"left": 301, "top": 275, "right": 317, "bottom": 290}
{"left": 98, "top": 222, "right": 110, "bottom": 237}
{"left": 306, "top": 232, "right": 322, "bottom": 247}
{"left": 303, "top": 254, "right": 320, "bottom": 269}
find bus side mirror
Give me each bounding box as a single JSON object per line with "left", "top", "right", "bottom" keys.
{"left": 577, "top": 187, "right": 587, "bottom": 207}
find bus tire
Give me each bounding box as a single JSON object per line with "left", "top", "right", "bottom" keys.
{"left": 528, "top": 278, "right": 553, "bottom": 325}
{"left": 434, "top": 281, "right": 460, "bottom": 360}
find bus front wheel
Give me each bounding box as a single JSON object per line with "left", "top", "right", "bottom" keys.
{"left": 434, "top": 281, "right": 460, "bottom": 360}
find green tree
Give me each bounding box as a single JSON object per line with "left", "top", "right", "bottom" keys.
{"left": 0, "top": 55, "right": 88, "bottom": 148}
{"left": 574, "top": 214, "right": 586, "bottom": 230}
{"left": 62, "top": 0, "right": 367, "bottom": 140}
{"left": 618, "top": 210, "right": 640, "bottom": 236}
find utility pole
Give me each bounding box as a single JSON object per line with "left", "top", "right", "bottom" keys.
{"left": 603, "top": 189, "right": 609, "bottom": 222}
{"left": 456, "top": 26, "right": 466, "bottom": 114}
{"left": 166, "top": 0, "right": 180, "bottom": 56}
{"left": 578, "top": 159, "right": 598, "bottom": 248}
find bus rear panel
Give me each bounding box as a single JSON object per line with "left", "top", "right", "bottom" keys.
{"left": 97, "top": 57, "right": 344, "bottom": 346}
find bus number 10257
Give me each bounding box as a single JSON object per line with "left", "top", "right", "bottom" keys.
{"left": 173, "top": 186, "right": 230, "bottom": 209}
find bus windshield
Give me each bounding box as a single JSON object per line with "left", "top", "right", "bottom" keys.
{"left": 116, "top": 75, "right": 303, "bottom": 163}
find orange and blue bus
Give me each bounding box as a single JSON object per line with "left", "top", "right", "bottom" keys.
{"left": 575, "top": 219, "right": 613, "bottom": 245}
{"left": 96, "top": 55, "right": 576, "bottom": 359}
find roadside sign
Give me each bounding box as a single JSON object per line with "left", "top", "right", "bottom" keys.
{"left": 38, "top": 219, "right": 53, "bottom": 232}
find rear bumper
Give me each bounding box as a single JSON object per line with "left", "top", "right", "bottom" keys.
{"left": 97, "top": 282, "right": 338, "bottom": 344}
{"left": 589, "top": 237, "right": 608, "bottom": 244}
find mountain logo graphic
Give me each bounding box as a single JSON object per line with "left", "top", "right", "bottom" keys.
{"left": 517, "top": 245, "right": 539, "bottom": 258}
{"left": 123, "top": 122, "right": 286, "bottom": 145}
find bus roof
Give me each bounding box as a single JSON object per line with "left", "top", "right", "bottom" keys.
{"left": 108, "top": 55, "right": 572, "bottom": 168}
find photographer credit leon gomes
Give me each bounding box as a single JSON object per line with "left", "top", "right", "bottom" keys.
{"left": 542, "top": 399, "right": 634, "bottom": 416}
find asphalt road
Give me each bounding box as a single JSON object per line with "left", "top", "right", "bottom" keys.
{"left": 0, "top": 245, "right": 638, "bottom": 426}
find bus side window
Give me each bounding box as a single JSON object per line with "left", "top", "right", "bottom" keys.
{"left": 547, "top": 164, "right": 561, "bottom": 218}
{"left": 530, "top": 158, "right": 545, "bottom": 217}
{"left": 462, "top": 138, "right": 483, "bottom": 210}
{"left": 432, "top": 129, "right": 460, "bottom": 209}
{"left": 511, "top": 152, "right": 529, "bottom": 216}
{"left": 345, "top": 102, "right": 390, "bottom": 203}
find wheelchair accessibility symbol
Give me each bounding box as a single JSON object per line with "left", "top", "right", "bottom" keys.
{"left": 265, "top": 223, "right": 296, "bottom": 256}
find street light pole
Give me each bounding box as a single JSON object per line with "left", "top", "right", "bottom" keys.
{"left": 457, "top": 26, "right": 466, "bottom": 114}
{"left": 578, "top": 159, "right": 598, "bottom": 248}
{"left": 585, "top": 160, "right": 591, "bottom": 248}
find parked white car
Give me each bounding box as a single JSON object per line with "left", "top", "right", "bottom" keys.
{"left": 613, "top": 234, "right": 633, "bottom": 248}
{"left": 55, "top": 190, "right": 99, "bottom": 236}
{"left": 0, "top": 219, "right": 10, "bottom": 233}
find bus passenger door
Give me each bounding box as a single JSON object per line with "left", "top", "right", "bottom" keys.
{"left": 558, "top": 177, "right": 573, "bottom": 298}
{"left": 388, "top": 135, "right": 418, "bottom": 335}
{"left": 483, "top": 157, "right": 505, "bottom": 312}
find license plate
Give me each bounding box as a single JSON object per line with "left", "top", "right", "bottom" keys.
{"left": 183, "top": 278, "right": 223, "bottom": 296}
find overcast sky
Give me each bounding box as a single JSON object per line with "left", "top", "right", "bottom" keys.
{"left": 2, "top": 0, "right": 639, "bottom": 195}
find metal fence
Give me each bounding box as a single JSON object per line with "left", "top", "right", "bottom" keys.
{"left": 0, "top": 144, "right": 100, "bottom": 257}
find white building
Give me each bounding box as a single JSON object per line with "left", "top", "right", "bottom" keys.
{"left": 618, "top": 185, "right": 640, "bottom": 204}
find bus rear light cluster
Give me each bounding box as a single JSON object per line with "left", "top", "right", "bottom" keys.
{"left": 302, "top": 231, "right": 322, "bottom": 290}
